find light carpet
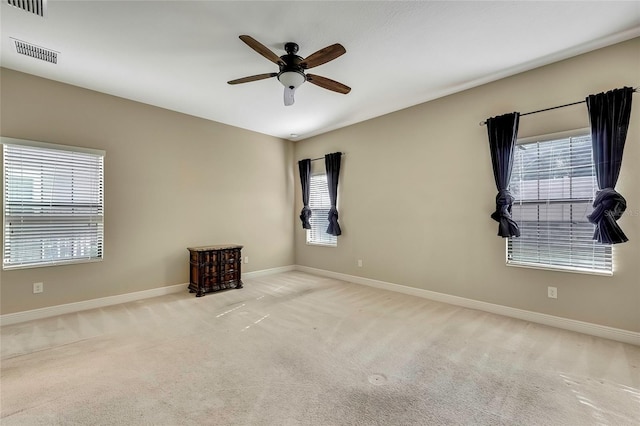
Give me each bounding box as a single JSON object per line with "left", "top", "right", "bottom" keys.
{"left": 1, "top": 271, "right": 639, "bottom": 425}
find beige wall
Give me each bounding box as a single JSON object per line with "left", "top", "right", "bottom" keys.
{"left": 294, "top": 38, "right": 640, "bottom": 332}
{"left": 0, "top": 69, "right": 295, "bottom": 314}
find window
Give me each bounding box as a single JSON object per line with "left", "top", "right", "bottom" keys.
{"left": 307, "top": 173, "right": 337, "bottom": 246}
{"left": 3, "top": 138, "right": 104, "bottom": 269}
{"left": 508, "top": 132, "right": 612, "bottom": 275}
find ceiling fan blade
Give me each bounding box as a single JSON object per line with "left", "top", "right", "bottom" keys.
{"left": 239, "top": 35, "right": 283, "bottom": 66}
{"left": 306, "top": 74, "right": 351, "bottom": 94}
{"left": 227, "top": 73, "right": 277, "bottom": 85}
{"left": 300, "top": 43, "right": 346, "bottom": 69}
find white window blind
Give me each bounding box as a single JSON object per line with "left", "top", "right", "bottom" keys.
{"left": 307, "top": 173, "right": 337, "bottom": 246}
{"left": 507, "top": 133, "right": 612, "bottom": 274}
{"left": 3, "top": 140, "right": 104, "bottom": 269}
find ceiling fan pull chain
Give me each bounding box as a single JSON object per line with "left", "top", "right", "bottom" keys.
{"left": 284, "top": 87, "right": 296, "bottom": 106}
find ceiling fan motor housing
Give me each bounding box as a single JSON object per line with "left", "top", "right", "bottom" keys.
{"left": 278, "top": 43, "right": 306, "bottom": 89}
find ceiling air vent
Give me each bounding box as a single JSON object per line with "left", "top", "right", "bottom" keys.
{"left": 7, "top": 0, "right": 46, "bottom": 17}
{"left": 13, "top": 39, "right": 58, "bottom": 64}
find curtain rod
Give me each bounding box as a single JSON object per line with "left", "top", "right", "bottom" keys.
{"left": 309, "top": 152, "right": 345, "bottom": 161}
{"left": 479, "top": 87, "right": 639, "bottom": 126}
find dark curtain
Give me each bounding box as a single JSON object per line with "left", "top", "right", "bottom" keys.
{"left": 586, "top": 87, "right": 633, "bottom": 244}
{"left": 298, "top": 159, "right": 311, "bottom": 229}
{"left": 325, "top": 152, "right": 342, "bottom": 236}
{"left": 486, "top": 112, "right": 521, "bottom": 238}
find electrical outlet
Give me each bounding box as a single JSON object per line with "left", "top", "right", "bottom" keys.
{"left": 33, "top": 282, "right": 43, "bottom": 294}
{"left": 244, "top": 256, "right": 249, "bottom": 264}
{"left": 547, "top": 286, "right": 557, "bottom": 299}
{"left": 357, "top": 259, "right": 363, "bottom": 267}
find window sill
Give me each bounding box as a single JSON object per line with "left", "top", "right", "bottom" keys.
{"left": 306, "top": 242, "right": 337, "bottom": 248}
{"left": 506, "top": 261, "right": 612, "bottom": 276}
{"left": 3, "top": 258, "right": 103, "bottom": 271}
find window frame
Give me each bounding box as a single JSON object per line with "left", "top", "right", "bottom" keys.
{"left": 306, "top": 172, "right": 337, "bottom": 247}
{"left": 505, "top": 129, "right": 613, "bottom": 276}
{"left": 2, "top": 137, "right": 105, "bottom": 270}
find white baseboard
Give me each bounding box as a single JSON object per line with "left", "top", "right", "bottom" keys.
{"left": 243, "top": 265, "right": 296, "bottom": 279}
{"left": 295, "top": 265, "right": 640, "bottom": 346}
{"left": 0, "top": 283, "right": 187, "bottom": 326}
{"left": 0, "top": 265, "right": 296, "bottom": 326}
{"left": 4, "top": 264, "right": 637, "bottom": 346}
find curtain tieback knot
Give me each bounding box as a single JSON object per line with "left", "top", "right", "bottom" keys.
{"left": 328, "top": 206, "right": 339, "bottom": 221}
{"left": 326, "top": 206, "right": 342, "bottom": 236}
{"left": 491, "top": 189, "right": 520, "bottom": 238}
{"left": 588, "top": 188, "right": 627, "bottom": 224}
{"left": 300, "top": 206, "right": 312, "bottom": 230}
{"left": 491, "top": 189, "right": 515, "bottom": 222}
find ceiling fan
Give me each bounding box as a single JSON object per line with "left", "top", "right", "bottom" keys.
{"left": 228, "top": 35, "right": 351, "bottom": 106}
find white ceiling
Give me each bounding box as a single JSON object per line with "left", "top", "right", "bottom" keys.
{"left": 1, "top": 1, "right": 639, "bottom": 141}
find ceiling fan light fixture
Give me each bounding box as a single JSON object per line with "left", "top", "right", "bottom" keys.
{"left": 277, "top": 70, "right": 305, "bottom": 90}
